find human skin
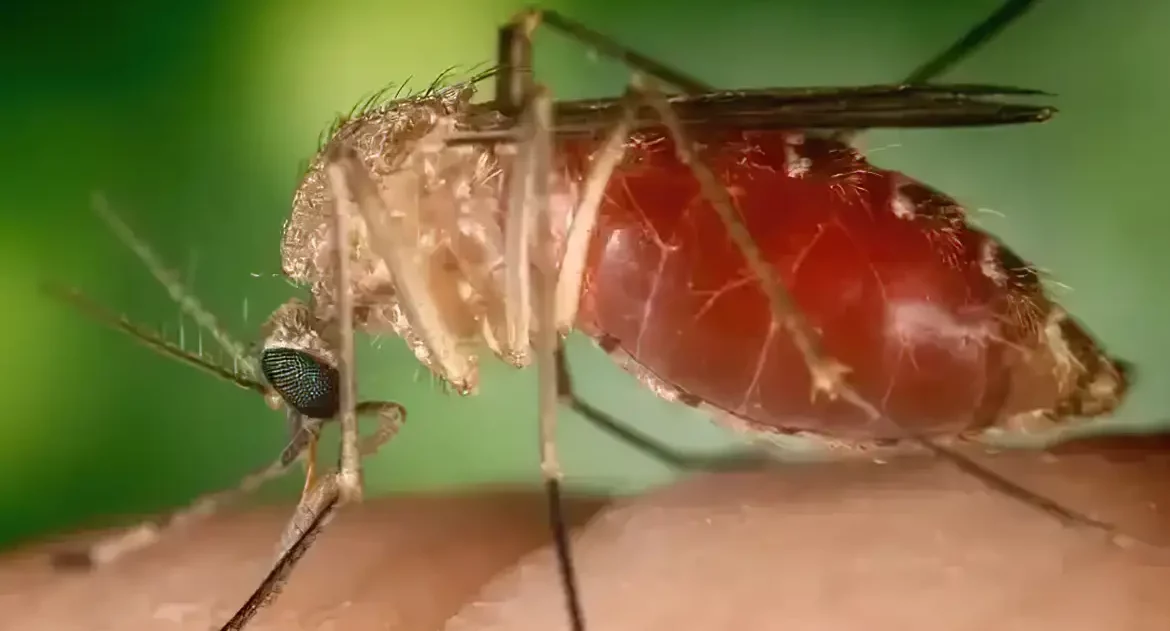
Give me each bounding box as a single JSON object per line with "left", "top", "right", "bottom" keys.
{"left": 2, "top": 434, "right": 1168, "bottom": 631}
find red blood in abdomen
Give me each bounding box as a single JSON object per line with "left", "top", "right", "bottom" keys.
{"left": 562, "top": 130, "right": 1039, "bottom": 441}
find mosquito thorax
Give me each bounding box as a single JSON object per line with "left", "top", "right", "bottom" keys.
{"left": 277, "top": 75, "right": 576, "bottom": 398}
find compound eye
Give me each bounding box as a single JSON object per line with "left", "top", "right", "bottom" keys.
{"left": 260, "top": 348, "right": 340, "bottom": 419}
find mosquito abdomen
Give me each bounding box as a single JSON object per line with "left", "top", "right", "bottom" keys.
{"left": 566, "top": 129, "right": 1129, "bottom": 445}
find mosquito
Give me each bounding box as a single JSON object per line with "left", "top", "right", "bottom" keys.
{"left": 47, "top": 1, "right": 1139, "bottom": 630}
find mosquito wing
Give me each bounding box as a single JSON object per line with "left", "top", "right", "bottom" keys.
{"left": 456, "top": 83, "right": 1054, "bottom": 142}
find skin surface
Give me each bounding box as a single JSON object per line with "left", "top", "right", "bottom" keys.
{"left": 2, "top": 435, "right": 1169, "bottom": 631}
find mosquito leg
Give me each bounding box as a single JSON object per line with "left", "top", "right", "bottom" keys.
{"left": 499, "top": 8, "right": 711, "bottom": 99}
{"left": 515, "top": 1, "right": 1039, "bottom": 99}
{"left": 51, "top": 424, "right": 320, "bottom": 571}
{"left": 300, "top": 430, "right": 320, "bottom": 499}
{"left": 278, "top": 405, "right": 405, "bottom": 559}
{"left": 212, "top": 401, "right": 403, "bottom": 630}
{"left": 634, "top": 76, "right": 850, "bottom": 403}
{"left": 838, "top": 0, "right": 1043, "bottom": 144}
{"left": 498, "top": 12, "right": 589, "bottom": 630}
{"left": 552, "top": 89, "right": 635, "bottom": 332}
{"left": 539, "top": 85, "right": 773, "bottom": 472}
{"left": 296, "top": 402, "right": 402, "bottom": 497}
{"left": 323, "top": 148, "right": 363, "bottom": 505}
{"left": 220, "top": 404, "right": 404, "bottom": 630}
{"left": 499, "top": 15, "right": 538, "bottom": 359}
{"left": 323, "top": 143, "right": 473, "bottom": 388}
{"left": 275, "top": 406, "right": 405, "bottom": 558}
{"left": 494, "top": 11, "right": 535, "bottom": 115}
{"left": 914, "top": 439, "right": 1134, "bottom": 541}
{"left": 220, "top": 473, "right": 343, "bottom": 631}
{"left": 91, "top": 193, "right": 259, "bottom": 379}
{"left": 502, "top": 8, "right": 775, "bottom": 557}
{"left": 501, "top": 2, "right": 1044, "bottom": 150}
{"left": 499, "top": 12, "right": 787, "bottom": 477}
{"left": 524, "top": 84, "right": 587, "bottom": 631}
{"left": 811, "top": 0, "right": 1128, "bottom": 539}
{"left": 354, "top": 400, "right": 408, "bottom": 456}
{"left": 50, "top": 399, "right": 402, "bottom": 574}
{"left": 554, "top": 348, "right": 776, "bottom": 472}
{"left": 500, "top": 14, "right": 586, "bottom": 627}
{"left": 902, "top": 0, "right": 1041, "bottom": 85}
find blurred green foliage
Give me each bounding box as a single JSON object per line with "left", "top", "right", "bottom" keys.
{"left": 1, "top": 0, "right": 1167, "bottom": 550}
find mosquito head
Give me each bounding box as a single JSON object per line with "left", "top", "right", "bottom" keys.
{"left": 259, "top": 298, "right": 340, "bottom": 420}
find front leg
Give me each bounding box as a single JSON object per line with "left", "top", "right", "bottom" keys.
{"left": 323, "top": 153, "right": 362, "bottom": 504}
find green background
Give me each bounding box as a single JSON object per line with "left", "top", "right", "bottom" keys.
{"left": 2, "top": 0, "right": 1168, "bottom": 550}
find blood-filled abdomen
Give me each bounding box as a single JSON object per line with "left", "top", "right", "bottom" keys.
{"left": 562, "top": 130, "right": 1129, "bottom": 443}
